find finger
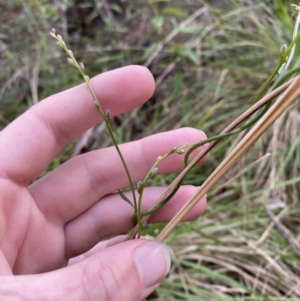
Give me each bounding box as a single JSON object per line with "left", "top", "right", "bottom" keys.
{"left": 64, "top": 185, "right": 206, "bottom": 258}
{"left": 1, "top": 239, "right": 170, "bottom": 301}
{"left": 0, "top": 66, "right": 155, "bottom": 184}
{"left": 68, "top": 236, "right": 127, "bottom": 266}
{"left": 30, "top": 127, "right": 208, "bottom": 223}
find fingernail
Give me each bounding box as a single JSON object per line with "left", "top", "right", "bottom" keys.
{"left": 133, "top": 241, "right": 171, "bottom": 288}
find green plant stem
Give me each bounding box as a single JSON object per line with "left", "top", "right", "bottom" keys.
{"left": 184, "top": 102, "right": 271, "bottom": 167}
{"left": 251, "top": 21, "right": 300, "bottom": 105}
{"left": 136, "top": 103, "right": 272, "bottom": 221}
{"left": 136, "top": 79, "right": 276, "bottom": 224}
{"left": 275, "top": 66, "right": 300, "bottom": 88}
{"left": 52, "top": 33, "right": 137, "bottom": 210}
{"left": 126, "top": 76, "right": 292, "bottom": 241}
{"left": 135, "top": 145, "right": 187, "bottom": 237}
{"left": 93, "top": 102, "right": 138, "bottom": 210}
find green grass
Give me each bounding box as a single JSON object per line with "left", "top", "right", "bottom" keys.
{"left": 1, "top": 0, "right": 300, "bottom": 300}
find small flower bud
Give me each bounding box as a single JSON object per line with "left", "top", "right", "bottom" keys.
{"left": 157, "top": 156, "right": 162, "bottom": 161}
{"left": 149, "top": 167, "right": 158, "bottom": 178}
{"left": 280, "top": 44, "right": 287, "bottom": 54}
{"left": 176, "top": 149, "right": 185, "bottom": 154}
{"left": 93, "top": 100, "right": 100, "bottom": 110}
{"left": 172, "top": 146, "right": 178, "bottom": 152}
{"left": 105, "top": 109, "right": 111, "bottom": 119}
{"left": 51, "top": 28, "right": 56, "bottom": 34}
{"left": 79, "top": 62, "right": 85, "bottom": 70}
{"left": 57, "top": 34, "right": 63, "bottom": 40}
{"left": 137, "top": 181, "right": 143, "bottom": 193}
{"left": 67, "top": 58, "right": 74, "bottom": 65}
{"left": 85, "top": 75, "right": 89, "bottom": 81}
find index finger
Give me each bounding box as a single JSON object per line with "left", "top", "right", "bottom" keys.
{"left": 0, "top": 66, "right": 155, "bottom": 184}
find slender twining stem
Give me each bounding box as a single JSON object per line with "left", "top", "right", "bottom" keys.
{"left": 156, "top": 75, "right": 300, "bottom": 242}
{"left": 50, "top": 30, "right": 137, "bottom": 210}
{"left": 183, "top": 102, "right": 271, "bottom": 167}
{"left": 94, "top": 102, "right": 138, "bottom": 209}
{"left": 135, "top": 144, "right": 188, "bottom": 237}
{"left": 50, "top": 2, "right": 300, "bottom": 240}
{"left": 131, "top": 28, "right": 299, "bottom": 234}
{"left": 126, "top": 79, "right": 292, "bottom": 240}
{"left": 157, "top": 6, "right": 300, "bottom": 241}
{"left": 134, "top": 56, "right": 291, "bottom": 230}
{"left": 155, "top": 8, "right": 300, "bottom": 241}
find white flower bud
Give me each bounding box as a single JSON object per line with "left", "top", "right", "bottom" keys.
{"left": 149, "top": 167, "right": 158, "bottom": 178}
{"left": 105, "top": 109, "right": 111, "bottom": 119}
{"left": 137, "top": 181, "right": 143, "bottom": 193}
{"left": 280, "top": 44, "right": 287, "bottom": 53}
{"left": 67, "top": 58, "right": 73, "bottom": 65}
{"left": 177, "top": 149, "right": 185, "bottom": 154}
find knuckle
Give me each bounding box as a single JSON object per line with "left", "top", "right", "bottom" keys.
{"left": 82, "top": 258, "right": 123, "bottom": 301}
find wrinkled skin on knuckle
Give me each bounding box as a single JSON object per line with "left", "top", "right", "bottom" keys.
{"left": 81, "top": 258, "right": 125, "bottom": 301}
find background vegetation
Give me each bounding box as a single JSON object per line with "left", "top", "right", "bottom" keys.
{"left": 1, "top": 0, "right": 300, "bottom": 300}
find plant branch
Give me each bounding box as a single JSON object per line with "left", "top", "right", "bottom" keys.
{"left": 50, "top": 30, "right": 137, "bottom": 209}
{"left": 126, "top": 78, "right": 292, "bottom": 240}
{"left": 156, "top": 75, "right": 300, "bottom": 242}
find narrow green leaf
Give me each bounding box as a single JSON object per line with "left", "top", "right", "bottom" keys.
{"left": 118, "top": 189, "right": 135, "bottom": 208}
{"left": 142, "top": 42, "right": 160, "bottom": 60}
{"left": 163, "top": 6, "right": 187, "bottom": 18}
{"left": 180, "top": 49, "right": 199, "bottom": 65}
{"left": 178, "top": 26, "right": 203, "bottom": 34}
{"left": 148, "top": 0, "right": 169, "bottom": 4}
{"left": 111, "top": 4, "right": 122, "bottom": 13}
{"left": 173, "top": 72, "right": 184, "bottom": 97}
{"left": 151, "top": 15, "right": 164, "bottom": 31}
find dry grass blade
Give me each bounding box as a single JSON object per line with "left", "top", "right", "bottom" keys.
{"left": 126, "top": 79, "right": 292, "bottom": 240}
{"left": 156, "top": 75, "right": 300, "bottom": 242}
{"left": 265, "top": 202, "right": 300, "bottom": 256}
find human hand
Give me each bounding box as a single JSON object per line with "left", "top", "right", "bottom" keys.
{"left": 0, "top": 66, "right": 207, "bottom": 301}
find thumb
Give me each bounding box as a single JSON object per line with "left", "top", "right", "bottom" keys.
{"left": 1, "top": 239, "right": 171, "bottom": 301}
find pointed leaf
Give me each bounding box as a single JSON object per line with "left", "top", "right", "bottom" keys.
{"left": 118, "top": 189, "right": 135, "bottom": 208}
